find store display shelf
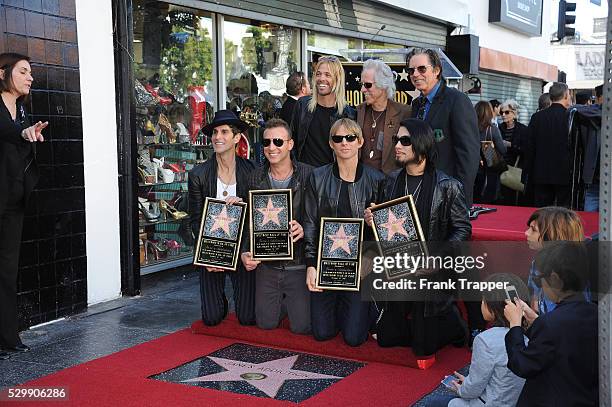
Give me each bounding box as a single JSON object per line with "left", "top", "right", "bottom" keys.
{"left": 138, "top": 180, "right": 187, "bottom": 187}
{"left": 142, "top": 142, "right": 212, "bottom": 149}
{"left": 139, "top": 216, "right": 190, "bottom": 227}
{"left": 140, "top": 254, "right": 193, "bottom": 275}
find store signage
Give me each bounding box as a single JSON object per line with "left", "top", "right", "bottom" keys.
{"left": 489, "top": 0, "right": 543, "bottom": 36}
{"left": 576, "top": 48, "right": 605, "bottom": 81}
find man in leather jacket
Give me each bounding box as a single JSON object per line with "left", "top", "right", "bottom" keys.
{"left": 365, "top": 118, "right": 471, "bottom": 357}
{"left": 303, "top": 118, "right": 386, "bottom": 346}
{"left": 290, "top": 56, "right": 356, "bottom": 167}
{"left": 240, "top": 119, "right": 313, "bottom": 333}
{"left": 188, "top": 110, "right": 257, "bottom": 326}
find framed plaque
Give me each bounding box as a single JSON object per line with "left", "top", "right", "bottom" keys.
{"left": 249, "top": 189, "right": 293, "bottom": 261}
{"left": 370, "top": 195, "right": 428, "bottom": 279}
{"left": 315, "top": 218, "right": 364, "bottom": 291}
{"left": 193, "top": 198, "right": 247, "bottom": 271}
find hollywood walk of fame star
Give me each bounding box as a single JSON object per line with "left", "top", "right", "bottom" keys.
{"left": 327, "top": 224, "right": 357, "bottom": 255}
{"left": 183, "top": 355, "right": 342, "bottom": 398}
{"left": 379, "top": 210, "right": 410, "bottom": 240}
{"left": 210, "top": 205, "right": 238, "bottom": 236}
{"left": 256, "top": 198, "right": 284, "bottom": 227}
{"left": 397, "top": 68, "right": 410, "bottom": 82}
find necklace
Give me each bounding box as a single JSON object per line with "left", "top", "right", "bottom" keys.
{"left": 405, "top": 175, "right": 423, "bottom": 203}
{"left": 218, "top": 177, "right": 231, "bottom": 197}
{"left": 218, "top": 162, "right": 235, "bottom": 197}
{"left": 371, "top": 108, "right": 385, "bottom": 129}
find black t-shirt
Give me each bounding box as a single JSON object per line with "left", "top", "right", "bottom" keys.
{"left": 301, "top": 105, "right": 336, "bottom": 167}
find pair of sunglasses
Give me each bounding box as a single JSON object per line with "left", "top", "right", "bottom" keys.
{"left": 407, "top": 65, "right": 432, "bottom": 76}
{"left": 262, "top": 138, "right": 289, "bottom": 147}
{"left": 360, "top": 81, "right": 374, "bottom": 89}
{"left": 331, "top": 134, "right": 358, "bottom": 143}
{"left": 392, "top": 135, "right": 412, "bottom": 146}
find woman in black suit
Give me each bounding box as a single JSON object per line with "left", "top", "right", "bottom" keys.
{"left": 498, "top": 99, "right": 529, "bottom": 206}
{"left": 0, "top": 53, "right": 47, "bottom": 360}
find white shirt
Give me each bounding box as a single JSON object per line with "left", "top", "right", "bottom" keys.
{"left": 216, "top": 178, "right": 237, "bottom": 200}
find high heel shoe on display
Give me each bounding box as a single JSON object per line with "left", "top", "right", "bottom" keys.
{"left": 144, "top": 240, "right": 168, "bottom": 263}
{"left": 159, "top": 200, "right": 188, "bottom": 220}
{"left": 139, "top": 201, "right": 160, "bottom": 223}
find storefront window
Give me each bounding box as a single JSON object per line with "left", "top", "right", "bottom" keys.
{"left": 223, "top": 17, "right": 300, "bottom": 146}
{"left": 132, "top": 1, "right": 216, "bottom": 273}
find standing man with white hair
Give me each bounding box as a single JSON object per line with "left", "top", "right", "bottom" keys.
{"left": 357, "top": 59, "right": 411, "bottom": 174}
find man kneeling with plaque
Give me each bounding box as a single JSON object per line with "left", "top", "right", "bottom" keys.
{"left": 304, "top": 118, "right": 386, "bottom": 346}
{"left": 241, "top": 119, "right": 313, "bottom": 334}
{"left": 364, "top": 118, "right": 471, "bottom": 357}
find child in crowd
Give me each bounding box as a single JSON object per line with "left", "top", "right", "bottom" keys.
{"left": 427, "top": 273, "right": 528, "bottom": 406}
{"left": 524, "top": 207, "right": 590, "bottom": 314}
{"left": 504, "top": 241, "right": 598, "bottom": 406}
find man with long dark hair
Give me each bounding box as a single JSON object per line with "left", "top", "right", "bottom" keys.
{"left": 365, "top": 118, "right": 471, "bottom": 357}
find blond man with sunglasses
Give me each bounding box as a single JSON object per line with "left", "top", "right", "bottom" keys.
{"left": 303, "top": 118, "right": 385, "bottom": 346}
{"left": 290, "top": 56, "right": 356, "bottom": 167}
{"left": 241, "top": 119, "right": 313, "bottom": 334}
{"left": 407, "top": 48, "right": 479, "bottom": 207}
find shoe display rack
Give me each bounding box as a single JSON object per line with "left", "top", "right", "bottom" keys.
{"left": 135, "top": 81, "right": 214, "bottom": 275}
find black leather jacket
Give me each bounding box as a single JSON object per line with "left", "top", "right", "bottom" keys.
{"left": 290, "top": 96, "right": 356, "bottom": 160}
{"left": 245, "top": 160, "right": 313, "bottom": 268}
{"left": 384, "top": 169, "right": 471, "bottom": 242}
{"left": 187, "top": 154, "right": 256, "bottom": 235}
{"left": 304, "top": 162, "right": 386, "bottom": 267}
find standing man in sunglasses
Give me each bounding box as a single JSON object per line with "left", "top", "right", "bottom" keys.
{"left": 357, "top": 59, "right": 411, "bottom": 175}
{"left": 407, "top": 48, "right": 479, "bottom": 207}
{"left": 291, "top": 56, "right": 356, "bottom": 167}
{"left": 364, "top": 118, "right": 471, "bottom": 357}
{"left": 280, "top": 71, "right": 311, "bottom": 125}
{"left": 304, "top": 118, "right": 386, "bottom": 346}
{"left": 240, "top": 119, "right": 313, "bottom": 334}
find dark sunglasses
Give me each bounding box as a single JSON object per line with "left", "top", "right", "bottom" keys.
{"left": 262, "top": 138, "right": 288, "bottom": 147}
{"left": 331, "top": 134, "right": 358, "bottom": 143}
{"left": 360, "top": 81, "right": 374, "bottom": 89}
{"left": 407, "top": 65, "right": 432, "bottom": 76}
{"left": 501, "top": 110, "right": 512, "bottom": 115}
{"left": 392, "top": 135, "right": 412, "bottom": 146}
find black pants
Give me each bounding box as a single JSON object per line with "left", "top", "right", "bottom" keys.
{"left": 0, "top": 205, "right": 25, "bottom": 349}
{"left": 534, "top": 184, "right": 570, "bottom": 208}
{"left": 199, "top": 267, "right": 256, "bottom": 326}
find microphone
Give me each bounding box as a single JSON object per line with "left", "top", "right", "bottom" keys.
{"left": 367, "top": 24, "right": 386, "bottom": 47}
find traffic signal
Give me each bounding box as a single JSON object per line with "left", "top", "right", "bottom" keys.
{"left": 557, "top": 0, "right": 576, "bottom": 41}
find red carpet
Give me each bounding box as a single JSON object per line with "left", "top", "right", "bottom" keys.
{"left": 14, "top": 319, "right": 470, "bottom": 406}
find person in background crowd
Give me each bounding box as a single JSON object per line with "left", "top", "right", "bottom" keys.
{"left": 0, "top": 52, "right": 47, "bottom": 360}
{"left": 240, "top": 119, "right": 312, "bottom": 334}
{"left": 524, "top": 82, "right": 572, "bottom": 208}
{"left": 365, "top": 118, "right": 471, "bottom": 358}
{"left": 575, "top": 91, "right": 592, "bottom": 106}
{"left": 188, "top": 110, "right": 257, "bottom": 327}
{"left": 498, "top": 99, "right": 529, "bottom": 206}
{"left": 304, "top": 118, "right": 385, "bottom": 346}
{"left": 407, "top": 48, "right": 479, "bottom": 207}
{"left": 537, "top": 93, "right": 552, "bottom": 111}
{"left": 504, "top": 241, "right": 598, "bottom": 407}
{"left": 291, "top": 56, "right": 355, "bottom": 167}
{"left": 279, "top": 71, "right": 311, "bottom": 125}
{"left": 473, "top": 101, "right": 506, "bottom": 204}
{"left": 427, "top": 273, "right": 528, "bottom": 407}
{"left": 489, "top": 99, "right": 501, "bottom": 127}
{"left": 356, "top": 59, "right": 411, "bottom": 174}
{"left": 581, "top": 84, "right": 603, "bottom": 212}
{"left": 524, "top": 206, "right": 590, "bottom": 315}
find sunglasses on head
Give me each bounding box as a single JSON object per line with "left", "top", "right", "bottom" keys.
{"left": 407, "top": 65, "right": 432, "bottom": 76}
{"left": 392, "top": 135, "right": 412, "bottom": 146}
{"left": 331, "top": 134, "right": 358, "bottom": 143}
{"left": 360, "top": 81, "right": 374, "bottom": 89}
{"left": 262, "top": 138, "right": 288, "bottom": 147}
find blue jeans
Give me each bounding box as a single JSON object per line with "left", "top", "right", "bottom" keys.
{"left": 423, "top": 392, "right": 458, "bottom": 407}
{"left": 310, "top": 290, "right": 372, "bottom": 346}
{"left": 584, "top": 183, "right": 599, "bottom": 212}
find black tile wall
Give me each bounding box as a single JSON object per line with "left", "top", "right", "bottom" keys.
{"left": 1, "top": 1, "right": 86, "bottom": 330}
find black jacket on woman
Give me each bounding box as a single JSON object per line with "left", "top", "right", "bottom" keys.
{"left": 0, "top": 97, "right": 38, "bottom": 214}
{"left": 303, "top": 162, "right": 385, "bottom": 268}
{"left": 499, "top": 120, "right": 528, "bottom": 166}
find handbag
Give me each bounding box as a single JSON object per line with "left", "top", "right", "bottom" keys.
{"left": 500, "top": 157, "right": 525, "bottom": 192}
{"left": 481, "top": 127, "right": 508, "bottom": 172}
